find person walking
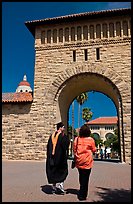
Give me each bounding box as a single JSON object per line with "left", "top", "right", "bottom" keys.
{"left": 73, "top": 124, "right": 96, "bottom": 201}
{"left": 104, "top": 146, "right": 107, "bottom": 159}
{"left": 46, "top": 122, "right": 70, "bottom": 194}
{"left": 106, "top": 147, "right": 111, "bottom": 159}
{"left": 100, "top": 147, "right": 104, "bottom": 160}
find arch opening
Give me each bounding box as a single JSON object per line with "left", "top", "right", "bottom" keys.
{"left": 56, "top": 72, "right": 121, "bottom": 124}
{"left": 55, "top": 72, "right": 123, "bottom": 162}
{"left": 68, "top": 91, "right": 120, "bottom": 161}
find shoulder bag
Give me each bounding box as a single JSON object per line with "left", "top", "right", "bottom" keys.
{"left": 71, "top": 137, "right": 78, "bottom": 169}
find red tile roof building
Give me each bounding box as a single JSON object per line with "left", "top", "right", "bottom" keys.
{"left": 87, "top": 116, "right": 118, "bottom": 142}
{"left": 87, "top": 116, "right": 118, "bottom": 125}
{"left": 2, "top": 75, "right": 33, "bottom": 103}
{"left": 75, "top": 117, "right": 118, "bottom": 141}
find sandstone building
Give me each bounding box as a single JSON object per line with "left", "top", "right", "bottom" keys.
{"left": 2, "top": 8, "right": 131, "bottom": 163}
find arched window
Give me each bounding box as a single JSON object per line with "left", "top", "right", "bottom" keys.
{"left": 41, "top": 31, "right": 45, "bottom": 44}
{"left": 123, "top": 21, "right": 128, "bottom": 36}
{"left": 83, "top": 25, "right": 88, "bottom": 40}
{"left": 53, "top": 29, "right": 57, "bottom": 43}
{"left": 102, "top": 23, "right": 107, "bottom": 38}
{"left": 47, "top": 30, "right": 51, "bottom": 43}
{"left": 96, "top": 24, "right": 101, "bottom": 39}
{"left": 59, "top": 28, "right": 63, "bottom": 42}
{"left": 109, "top": 23, "right": 114, "bottom": 37}
{"left": 77, "top": 26, "right": 82, "bottom": 41}
{"left": 93, "top": 133, "right": 100, "bottom": 140}
{"left": 71, "top": 27, "right": 75, "bottom": 41}
{"left": 65, "top": 27, "right": 69, "bottom": 42}
{"left": 116, "top": 22, "right": 121, "bottom": 37}
{"left": 105, "top": 133, "right": 114, "bottom": 140}
{"left": 90, "top": 25, "right": 94, "bottom": 39}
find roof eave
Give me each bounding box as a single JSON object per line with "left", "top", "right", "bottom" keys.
{"left": 2, "top": 100, "right": 33, "bottom": 103}
{"left": 25, "top": 8, "right": 131, "bottom": 37}
{"left": 89, "top": 123, "right": 117, "bottom": 125}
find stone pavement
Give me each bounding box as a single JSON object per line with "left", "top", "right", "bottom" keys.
{"left": 2, "top": 160, "right": 131, "bottom": 202}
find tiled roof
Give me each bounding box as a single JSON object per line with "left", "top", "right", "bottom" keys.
{"left": 87, "top": 117, "right": 118, "bottom": 125}
{"left": 19, "top": 81, "right": 31, "bottom": 86}
{"left": 25, "top": 8, "right": 131, "bottom": 37}
{"left": 2, "top": 92, "right": 33, "bottom": 103}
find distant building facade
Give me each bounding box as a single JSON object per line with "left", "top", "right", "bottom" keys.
{"left": 87, "top": 116, "right": 118, "bottom": 141}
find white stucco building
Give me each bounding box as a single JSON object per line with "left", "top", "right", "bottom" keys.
{"left": 87, "top": 116, "right": 118, "bottom": 141}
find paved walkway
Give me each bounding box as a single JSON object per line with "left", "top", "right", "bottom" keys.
{"left": 2, "top": 160, "right": 131, "bottom": 202}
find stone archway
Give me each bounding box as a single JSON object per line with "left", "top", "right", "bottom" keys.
{"left": 45, "top": 64, "right": 129, "bottom": 162}
{"left": 2, "top": 9, "right": 131, "bottom": 163}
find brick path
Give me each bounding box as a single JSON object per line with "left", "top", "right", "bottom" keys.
{"left": 2, "top": 160, "right": 131, "bottom": 202}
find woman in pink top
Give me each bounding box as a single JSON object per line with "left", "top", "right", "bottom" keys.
{"left": 73, "top": 124, "right": 96, "bottom": 201}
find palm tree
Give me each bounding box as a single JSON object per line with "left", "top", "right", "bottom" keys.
{"left": 72, "top": 100, "right": 75, "bottom": 139}
{"left": 67, "top": 124, "right": 77, "bottom": 158}
{"left": 82, "top": 107, "right": 93, "bottom": 122}
{"left": 76, "top": 92, "right": 88, "bottom": 128}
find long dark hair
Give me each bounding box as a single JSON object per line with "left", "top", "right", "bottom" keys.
{"left": 79, "top": 124, "right": 91, "bottom": 137}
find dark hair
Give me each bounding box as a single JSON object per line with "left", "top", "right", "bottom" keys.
{"left": 79, "top": 124, "right": 91, "bottom": 137}
{"left": 57, "top": 122, "right": 64, "bottom": 130}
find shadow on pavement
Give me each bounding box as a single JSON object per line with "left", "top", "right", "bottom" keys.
{"left": 65, "top": 188, "right": 79, "bottom": 195}
{"left": 40, "top": 185, "right": 79, "bottom": 196}
{"left": 41, "top": 185, "right": 53, "bottom": 194}
{"left": 93, "top": 187, "right": 131, "bottom": 202}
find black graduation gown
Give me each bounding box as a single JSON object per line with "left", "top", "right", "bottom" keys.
{"left": 46, "top": 133, "right": 70, "bottom": 184}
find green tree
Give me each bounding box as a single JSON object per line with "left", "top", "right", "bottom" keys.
{"left": 104, "top": 128, "right": 119, "bottom": 152}
{"left": 82, "top": 107, "right": 93, "bottom": 122}
{"left": 76, "top": 92, "right": 88, "bottom": 127}
{"left": 90, "top": 133, "right": 103, "bottom": 147}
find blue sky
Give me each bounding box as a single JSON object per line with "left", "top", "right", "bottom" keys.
{"left": 2, "top": 2, "right": 131, "bottom": 128}
{"left": 68, "top": 91, "right": 118, "bottom": 128}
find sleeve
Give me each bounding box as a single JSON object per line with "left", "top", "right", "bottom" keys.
{"left": 91, "top": 138, "right": 97, "bottom": 153}
{"left": 61, "top": 134, "right": 70, "bottom": 151}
